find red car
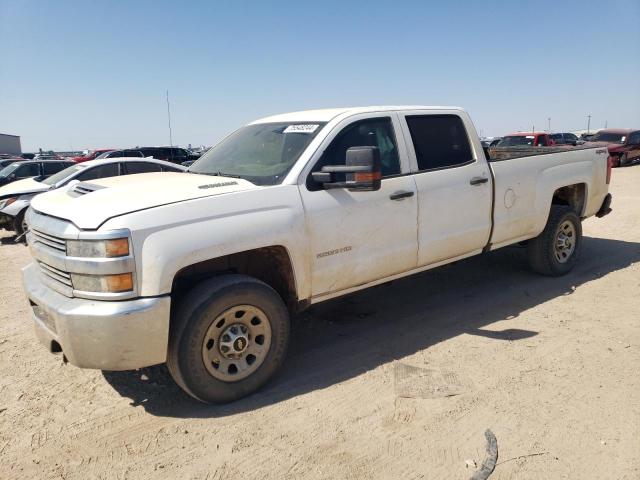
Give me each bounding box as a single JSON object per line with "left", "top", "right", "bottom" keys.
{"left": 589, "top": 129, "right": 640, "bottom": 167}
{"left": 71, "top": 149, "right": 115, "bottom": 163}
{"left": 498, "top": 132, "right": 556, "bottom": 147}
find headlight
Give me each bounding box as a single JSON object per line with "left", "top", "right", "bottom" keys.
{"left": 66, "top": 238, "right": 129, "bottom": 258}
{"left": 0, "top": 197, "right": 17, "bottom": 210}
{"left": 71, "top": 272, "right": 134, "bottom": 293}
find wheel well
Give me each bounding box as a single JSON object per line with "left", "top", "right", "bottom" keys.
{"left": 551, "top": 184, "right": 586, "bottom": 216}
{"left": 171, "top": 246, "right": 299, "bottom": 311}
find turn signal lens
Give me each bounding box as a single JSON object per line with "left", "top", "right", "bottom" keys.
{"left": 71, "top": 272, "right": 134, "bottom": 293}
{"left": 105, "top": 273, "right": 133, "bottom": 292}
{"left": 105, "top": 238, "right": 130, "bottom": 257}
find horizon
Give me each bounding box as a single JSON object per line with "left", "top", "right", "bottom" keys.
{"left": 1, "top": 0, "right": 639, "bottom": 152}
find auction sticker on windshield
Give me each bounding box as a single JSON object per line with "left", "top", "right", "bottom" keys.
{"left": 283, "top": 124, "right": 319, "bottom": 134}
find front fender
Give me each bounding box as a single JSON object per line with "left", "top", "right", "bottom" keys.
{"left": 101, "top": 186, "right": 311, "bottom": 300}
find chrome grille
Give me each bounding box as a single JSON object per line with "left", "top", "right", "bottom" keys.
{"left": 38, "top": 261, "right": 73, "bottom": 288}
{"left": 30, "top": 228, "right": 66, "bottom": 253}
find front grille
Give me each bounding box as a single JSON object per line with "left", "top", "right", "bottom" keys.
{"left": 38, "top": 261, "right": 73, "bottom": 288}
{"left": 30, "top": 228, "right": 66, "bottom": 253}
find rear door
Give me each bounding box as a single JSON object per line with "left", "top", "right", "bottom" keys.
{"left": 398, "top": 111, "right": 492, "bottom": 266}
{"left": 299, "top": 113, "right": 418, "bottom": 297}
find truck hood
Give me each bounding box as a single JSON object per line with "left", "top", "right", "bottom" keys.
{"left": 0, "top": 177, "right": 48, "bottom": 198}
{"left": 30, "top": 172, "right": 260, "bottom": 229}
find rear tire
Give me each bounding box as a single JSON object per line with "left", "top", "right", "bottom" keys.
{"left": 167, "top": 274, "right": 290, "bottom": 404}
{"left": 527, "top": 206, "right": 582, "bottom": 276}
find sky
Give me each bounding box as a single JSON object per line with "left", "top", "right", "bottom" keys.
{"left": 1, "top": 0, "right": 639, "bottom": 152}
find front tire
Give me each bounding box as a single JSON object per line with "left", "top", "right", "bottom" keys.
{"left": 527, "top": 206, "right": 582, "bottom": 276}
{"left": 13, "top": 209, "right": 28, "bottom": 238}
{"left": 167, "top": 275, "right": 290, "bottom": 404}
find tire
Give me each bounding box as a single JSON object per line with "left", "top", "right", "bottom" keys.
{"left": 167, "top": 274, "right": 290, "bottom": 404}
{"left": 13, "top": 209, "right": 27, "bottom": 238}
{"left": 527, "top": 206, "right": 582, "bottom": 276}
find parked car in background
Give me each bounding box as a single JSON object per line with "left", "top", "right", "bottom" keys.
{"left": 550, "top": 132, "right": 583, "bottom": 146}
{"left": 0, "top": 158, "right": 24, "bottom": 169}
{"left": 71, "top": 149, "right": 115, "bottom": 163}
{"left": 21, "top": 153, "right": 35, "bottom": 160}
{"left": 136, "top": 147, "right": 199, "bottom": 164}
{"left": 590, "top": 129, "right": 640, "bottom": 167}
{"left": 0, "top": 160, "right": 74, "bottom": 187}
{"left": 480, "top": 137, "right": 502, "bottom": 148}
{"left": 0, "top": 157, "right": 186, "bottom": 236}
{"left": 32, "top": 153, "right": 65, "bottom": 161}
{"left": 573, "top": 130, "right": 601, "bottom": 141}
{"left": 96, "top": 149, "right": 145, "bottom": 159}
{"left": 498, "top": 132, "right": 556, "bottom": 147}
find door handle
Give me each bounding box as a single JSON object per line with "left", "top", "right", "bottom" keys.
{"left": 470, "top": 176, "right": 489, "bottom": 186}
{"left": 389, "top": 191, "right": 415, "bottom": 201}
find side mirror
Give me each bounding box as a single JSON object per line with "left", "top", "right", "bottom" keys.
{"left": 311, "top": 146, "right": 381, "bottom": 191}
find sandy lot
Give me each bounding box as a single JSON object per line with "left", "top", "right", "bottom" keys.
{"left": 0, "top": 168, "right": 638, "bottom": 480}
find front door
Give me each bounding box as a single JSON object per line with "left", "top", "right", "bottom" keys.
{"left": 299, "top": 114, "right": 418, "bottom": 298}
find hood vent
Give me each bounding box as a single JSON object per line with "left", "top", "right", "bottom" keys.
{"left": 68, "top": 182, "right": 107, "bottom": 198}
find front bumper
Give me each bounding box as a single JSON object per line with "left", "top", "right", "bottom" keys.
{"left": 21, "top": 262, "right": 171, "bottom": 371}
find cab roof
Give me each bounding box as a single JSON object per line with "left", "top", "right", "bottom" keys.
{"left": 251, "top": 106, "right": 464, "bottom": 124}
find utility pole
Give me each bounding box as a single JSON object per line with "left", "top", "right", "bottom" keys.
{"left": 166, "top": 90, "right": 173, "bottom": 147}
{"left": 605, "top": 120, "right": 608, "bottom": 128}
{"left": 587, "top": 115, "right": 591, "bottom": 134}
{"left": 548, "top": 117, "right": 551, "bottom": 132}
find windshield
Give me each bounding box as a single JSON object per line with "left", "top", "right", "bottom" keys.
{"left": 0, "top": 163, "right": 21, "bottom": 178}
{"left": 190, "top": 122, "right": 327, "bottom": 185}
{"left": 590, "top": 132, "right": 626, "bottom": 143}
{"left": 498, "top": 135, "right": 535, "bottom": 147}
{"left": 41, "top": 164, "right": 85, "bottom": 186}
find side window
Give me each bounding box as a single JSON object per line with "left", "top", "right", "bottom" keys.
{"left": 566, "top": 133, "right": 578, "bottom": 141}
{"left": 308, "top": 117, "right": 400, "bottom": 190}
{"left": 124, "top": 162, "right": 162, "bottom": 174}
{"left": 123, "top": 150, "right": 143, "bottom": 158}
{"left": 76, "top": 163, "right": 119, "bottom": 181}
{"left": 43, "top": 162, "right": 68, "bottom": 175}
{"left": 406, "top": 115, "right": 473, "bottom": 171}
{"left": 17, "top": 163, "right": 40, "bottom": 178}
{"left": 627, "top": 131, "right": 640, "bottom": 145}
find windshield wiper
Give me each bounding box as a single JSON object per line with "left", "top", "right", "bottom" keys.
{"left": 195, "top": 171, "right": 242, "bottom": 179}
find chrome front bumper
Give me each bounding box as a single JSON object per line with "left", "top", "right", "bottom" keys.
{"left": 21, "top": 262, "right": 171, "bottom": 371}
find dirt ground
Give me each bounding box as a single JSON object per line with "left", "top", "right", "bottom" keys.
{"left": 0, "top": 168, "right": 638, "bottom": 480}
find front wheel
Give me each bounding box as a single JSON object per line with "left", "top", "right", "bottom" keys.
{"left": 167, "top": 275, "right": 290, "bottom": 404}
{"left": 13, "top": 209, "right": 28, "bottom": 237}
{"left": 527, "top": 206, "right": 582, "bottom": 276}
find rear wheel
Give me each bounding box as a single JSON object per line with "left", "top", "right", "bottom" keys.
{"left": 527, "top": 206, "right": 582, "bottom": 276}
{"left": 167, "top": 275, "right": 290, "bottom": 404}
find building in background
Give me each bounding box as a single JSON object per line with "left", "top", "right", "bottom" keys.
{"left": 0, "top": 133, "right": 22, "bottom": 155}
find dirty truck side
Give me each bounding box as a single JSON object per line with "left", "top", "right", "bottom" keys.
{"left": 21, "top": 106, "right": 612, "bottom": 403}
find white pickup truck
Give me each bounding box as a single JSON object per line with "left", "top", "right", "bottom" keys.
{"left": 21, "top": 106, "right": 613, "bottom": 403}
